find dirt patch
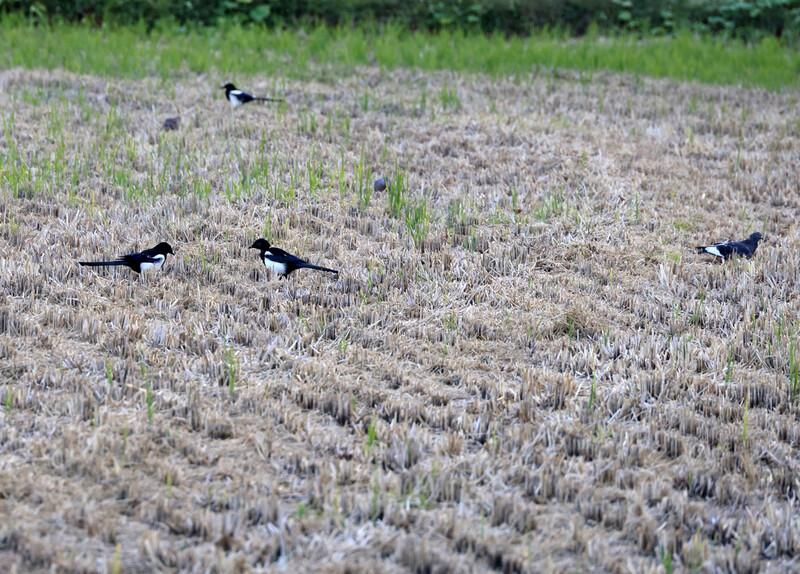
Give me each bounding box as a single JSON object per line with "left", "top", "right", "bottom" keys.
{"left": 1, "top": 65, "right": 799, "bottom": 572}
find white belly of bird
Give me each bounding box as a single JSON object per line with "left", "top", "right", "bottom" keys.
{"left": 140, "top": 255, "right": 165, "bottom": 272}
{"left": 229, "top": 91, "right": 244, "bottom": 107}
{"left": 263, "top": 256, "right": 286, "bottom": 276}
{"left": 705, "top": 246, "right": 723, "bottom": 257}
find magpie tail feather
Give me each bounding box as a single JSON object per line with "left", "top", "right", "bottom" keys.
{"left": 299, "top": 263, "right": 338, "bottom": 274}
{"left": 254, "top": 97, "right": 284, "bottom": 103}
{"left": 79, "top": 261, "right": 127, "bottom": 267}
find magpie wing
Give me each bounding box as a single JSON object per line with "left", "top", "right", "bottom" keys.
{"left": 728, "top": 241, "right": 754, "bottom": 257}
{"left": 718, "top": 243, "right": 737, "bottom": 258}
{"left": 266, "top": 247, "right": 308, "bottom": 265}
{"left": 233, "top": 90, "right": 255, "bottom": 103}
{"left": 120, "top": 251, "right": 161, "bottom": 264}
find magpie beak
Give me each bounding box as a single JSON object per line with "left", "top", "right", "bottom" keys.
{"left": 79, "top": 242, "right": 175, "bottom": 274}
{"left": 696, "top": 232, "right": 763, "bottom": 261}
{"left": 221, "top": 83, "right": 284, "bottom": 108}
{"left": 249, "top": 238, "right": 338, "bottom": 279}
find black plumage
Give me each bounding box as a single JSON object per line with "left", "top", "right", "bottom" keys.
{"left": 249, "top": 238, "right": 338, "bottom": 279}
{"left": 222, "top": 83, "right": 284, "bottom": 108}
{"left": 79, "top": 242, "right": 175, "bottom": 274}
{"left": 696, "top": 232, "right": 763, "bottom": 260}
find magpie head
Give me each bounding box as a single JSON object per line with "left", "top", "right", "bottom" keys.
{"left": 154, "top": 242, "right": 175, "bottom": 256}
{"left": 249, "top": 238, "right": 271, "bottom": 251}
{"left": 221, "top": 83, "right": 236, "bottom": 91}
{"left": 749, "top": 232, "right": 763, "bottom": 243}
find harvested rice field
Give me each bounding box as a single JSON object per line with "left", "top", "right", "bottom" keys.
{"left": 1, "top": 64, "right": 800, "bottom": 573}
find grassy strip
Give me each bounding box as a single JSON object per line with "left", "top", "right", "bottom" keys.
{"left": 1, "top": 20, "right": 798, "bottom": 90}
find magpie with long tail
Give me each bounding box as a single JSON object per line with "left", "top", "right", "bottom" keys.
{"left": 696, "top": 232, "right": 763, "bottom": 261}
{"left": 249, "top": 239, "right": 338, "bottom": 279}
{"left": 79, "top": 242, "right": 175, "bottom": 274}
{"left": 222, "top": 83, "right": 284, "bottom": 108}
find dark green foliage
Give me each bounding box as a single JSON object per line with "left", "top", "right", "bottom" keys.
{"left": 2, "top": 0, "right": 798, "bottom": 40}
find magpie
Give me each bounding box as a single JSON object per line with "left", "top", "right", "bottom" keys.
{"left": 696, "top": 232, "right": 763, "bottom": 261}
{"left": 79, "top": 242, "right": 175, "bottom": 274}
{"left": 249, "top": 238, "right": 338, "bottom": 279}
{"left": 221, "top": 83, "right": 284, "bottom": 108}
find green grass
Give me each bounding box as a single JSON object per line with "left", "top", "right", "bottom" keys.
{"left": 0, "top": 19, "right": 798, "bottom": 90}
{"left": 405, "top": 198, "right": 430, "bottom": 245}
{"left": 225, "top": 347, "right": 238, "bottom": 398}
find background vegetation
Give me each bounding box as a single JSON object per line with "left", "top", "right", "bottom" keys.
{"left": 1, "top": 18, "right": 799, "bottom": 91}
{"left": 3, "top": 0, "right": 799, "bottom": 40}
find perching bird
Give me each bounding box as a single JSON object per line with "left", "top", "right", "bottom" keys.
{"left": 249, "top": 239, "right": 338, "bottom": 279}
{"left": 79, "top": 242, "right": 175, "bottom": 274}
{"left": 696, "top": 232, "right": 763, "bottom": 261}
{"left": 221, "top": 83, "right": 284, "bottom": 108}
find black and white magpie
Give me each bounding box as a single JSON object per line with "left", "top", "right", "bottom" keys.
{"left": 79, "top": 242, "right": 175, "bottom": 274}
{"left": 221, "top": 83, "right": 284, "bottom": 108}
{"left": 249, "top": 238, "right": 338, "bottom": 279}
{"left": 696, "top": 232, "right": 763, "bottom": 261}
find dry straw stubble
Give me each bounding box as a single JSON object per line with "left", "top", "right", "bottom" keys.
{"left": 0, "top": 65, "right": 799, "bottom": 572}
